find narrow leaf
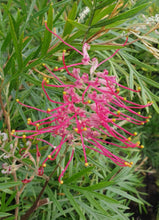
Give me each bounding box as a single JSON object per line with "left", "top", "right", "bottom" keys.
{"left": 85, "top": 180, "right": 114, "bottom": 191}
{"left": 65, "top": 166, "right": 94, "bottom": 184}
{"left": 96, "top": 0, "right": 116, "bottom": 9}
{"left": 67, "top": 19, "right": 88, "bottom": 31}
{"left": 0, "top": 182, "right": 21, "bottom": 190}
{"left": 62, "top": 186, "right": 86, "bottom": 219}
{"left": 92, "top": 3, "right": 149, "bottom": 27}
{"left": 107, "top": 186, "right": 143, "bottom": 204}
{"left": 8, "top": 14, "right": 23, "bottom": 70}
{"left": 41, "top": 4, "right": 53, "bottom": 56}
{"left": 82, "top": 0, "right": 93, "bottom": 9}
{"left": 63, "top": 2, "right": 77, "bottom": 37}
{"left": 0, "top": 212, "right": 11, "bottom": 217}
{"left": 46, "top": 186, "right": 66, "bottom": 216}
{"left": 66, "top": 185, "right": 119, "bottom": 204}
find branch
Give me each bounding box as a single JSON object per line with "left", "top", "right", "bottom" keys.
{"left": 21, "top": 145, "right": 69, "bottom": 220}
{"left": 0, "top": 78, "right": 12, "bottom": 141}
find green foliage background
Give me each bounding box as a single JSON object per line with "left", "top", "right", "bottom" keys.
{"left": 0, "top": 0, "right": 159, "bottom": 219}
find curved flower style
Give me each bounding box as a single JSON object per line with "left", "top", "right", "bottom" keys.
{"left": 12, "top": 21, "right": 152, "bottom": 184}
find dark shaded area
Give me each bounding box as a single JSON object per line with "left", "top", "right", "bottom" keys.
{"left": 129, "top": 173, "right": 159, "bottom": 220}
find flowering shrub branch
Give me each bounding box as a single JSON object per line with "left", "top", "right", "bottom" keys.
{"left": 11, "top": 21, "right": 152, "bottom": 185}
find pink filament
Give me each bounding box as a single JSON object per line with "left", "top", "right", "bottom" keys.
{"left": 97, "top": 37, "right": 128, "bottom": 67}
{"left": 80, "top": 133, "right": 87, "bottom": 164}
{"left": 42, "top": 80, "right": 64, "bottom": 104}
{"left": 45, "top": 22, "right": 83, "bottom": 56}
{"left": 43, "top": 65, "right": 64, "bottom": 84}
{"left": 58, "top": 148, "right": 75, "bottom": 182}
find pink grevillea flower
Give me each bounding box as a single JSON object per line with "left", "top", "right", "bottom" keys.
{"left": 11, "top": 21, "right": 152, "bottom": 184}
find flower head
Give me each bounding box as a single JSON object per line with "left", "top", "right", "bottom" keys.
{"left": 12, "top": 21, "right": 152, "bottom": 183}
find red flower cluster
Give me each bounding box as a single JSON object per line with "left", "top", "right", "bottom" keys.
{"left": 11, "top": 21, "right": 152, "bottom": 184}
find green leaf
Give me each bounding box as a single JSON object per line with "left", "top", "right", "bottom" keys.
{"left": 54, "top": 5, "right": 66, "bottom": 24}
{"left": 4, "top": 204, "right": 19, "bottom": 212}
{"left": 90, "top": 44, "right": 123, "bottom": 51}
{"left": 0, "top": 212, "right": 11, "bottom": 217}
{"left": 41, "top": 4, "right": 53, "bottom": 56}
{"left": 120, "top": 51, "right": 157, "bottom": 72}
{"left": 67, "top": 19, "right": 89, "bottom": 31}
{"left": 52, "top": 0, "right": 71, "bottom": 8}
{"left": 96, "top": 0, "right": 116, "bottom": 9}
{"left": 0, "top": 182, "right": 21, "bottom": 190}
{"left": 0, "top": 119, "right": 3, "bottom": 129}
{"left": 1, "top": 32, "right": 11, "bottom": 53}
{"left": 0, "top": 177, "right": 10, "bottom": 182}
{"left": 65, "top": 166, "right": 94, "bottom": 184}
{"left": 83, "top": 192, "right": 109, "bottom": 216}
{"left": 63, "top": 2, "right": 77, "bottom": 37}
{"left": 22, "top": 73, "right": 41, "bottom": 87}
{"left": 46, "top": 186, "right": 66, "bottom": 216}
{"left": 8, "top": 13, "right": 23, "bottom": 70}
{"left": 62, "top": 186, "right": 86, "bottom": 219}
{"left": 82, "top": 0, "right": 93, "bottom": 9}
{"left": 85, "top": 180, "right": 114, "bottom": 191}
{"left": 32, "top": 4, "right": 50, "bottom": 19}
{"left": 92, "top": 4, "right": 115, "bottom": 25}
{"left": 66, "top": 185, "right": 119, "bottom": 204}
{"left": 21, "top": 158, "right": 35, "bottom": 166}
{"left": 107, "top": 186, "right": 143, "bottom": 204}
{"left": 21, "top": 0, "right": 36, "bottom": 32}
{"left": 6, "top": 191, "right": 17, "bottom": 207}
{"left": 92, "top": 3, "right": 149, "bottom": 27}
{"left": 139, "top": 75, "right": 159, "bottom": 89}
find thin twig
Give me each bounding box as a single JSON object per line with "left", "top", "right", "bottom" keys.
{"left": 0, "top": 78, "right": 12, "bottom": 141}
{"left": 21, "top": 145, "right": 69, "bottom": 220}
{"left": 0, "top": 147, "right": 48, "bottom": 180}
{"left": 33, "top": 68, "right": 54, "bottom": 79}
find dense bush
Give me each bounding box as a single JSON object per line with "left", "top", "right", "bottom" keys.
{"left": 0, "top": 0, "right": 158, "bottom": 219}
